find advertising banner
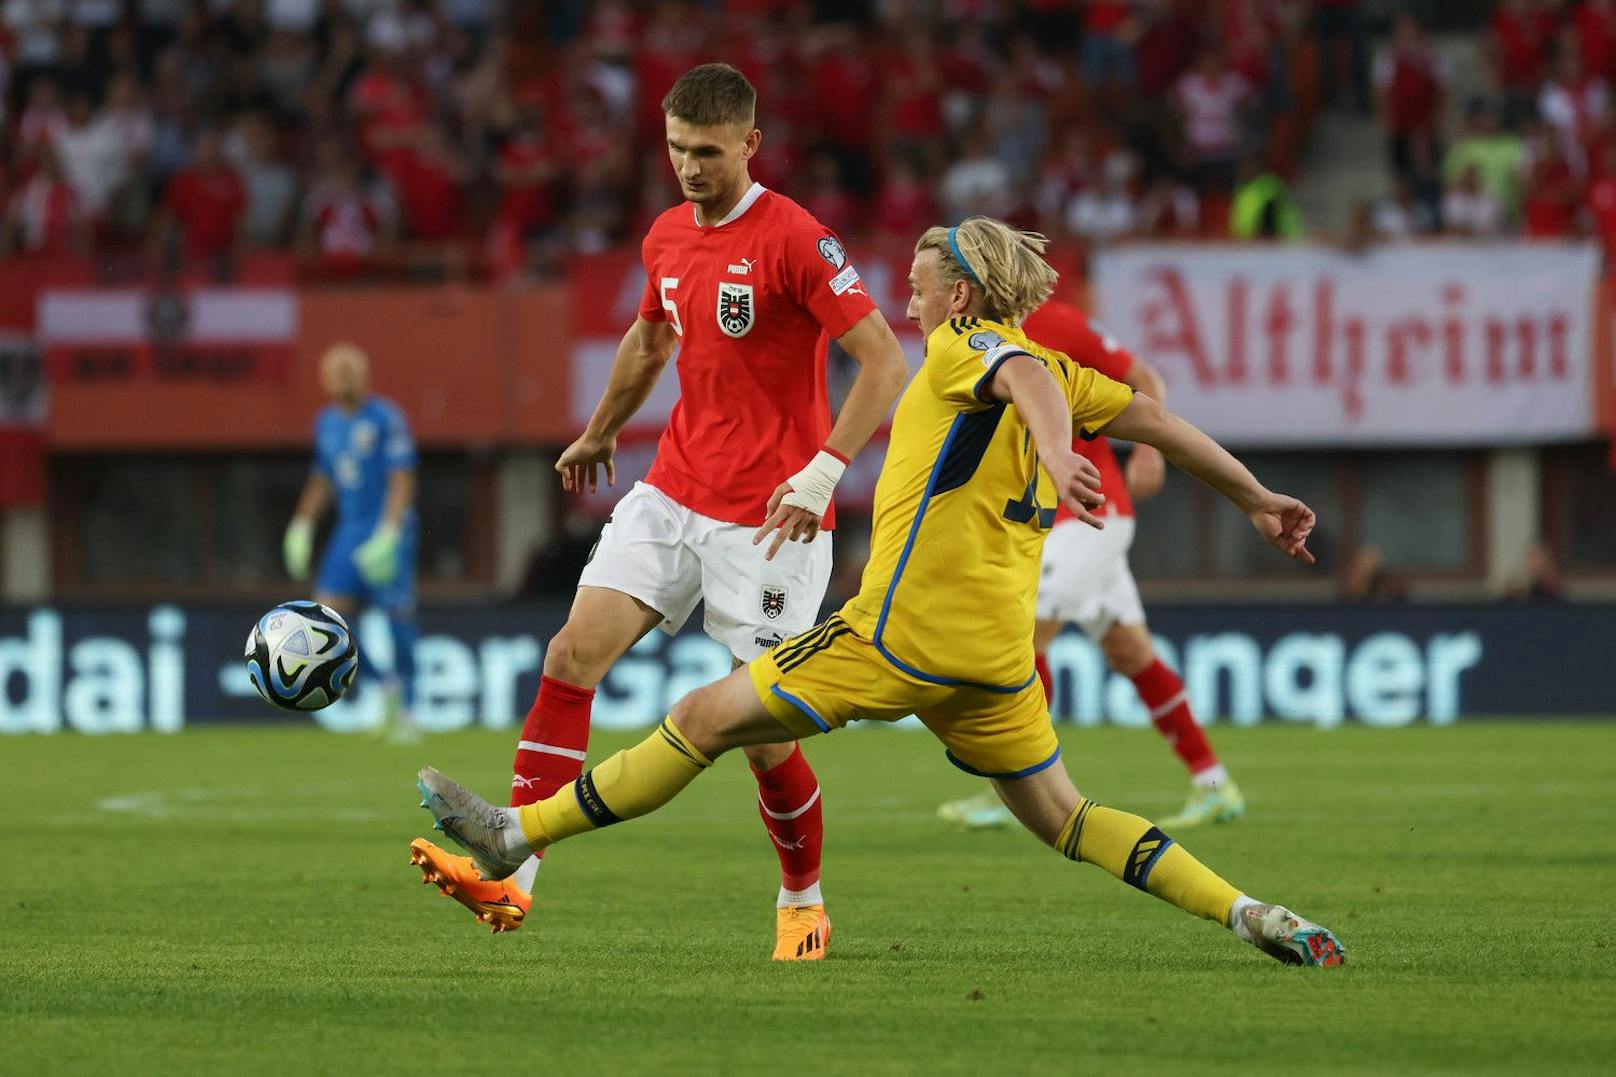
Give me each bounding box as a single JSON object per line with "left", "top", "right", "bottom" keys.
{"left": 1093, "top": 243, "right": 1602, "bottom": 446}
{"left": 1, "top": 602, "right": 1609, "bottom": 736}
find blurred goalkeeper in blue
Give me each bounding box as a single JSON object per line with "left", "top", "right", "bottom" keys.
{"left": 283, "top": 342, "right": 419, "bottom": 737}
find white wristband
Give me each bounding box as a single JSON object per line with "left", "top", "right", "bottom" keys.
{"left": 778, "top": 450, "right": 847, "bottom": 518}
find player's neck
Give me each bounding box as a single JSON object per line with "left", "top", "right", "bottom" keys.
{"left": 693, "top": 174, "right": 755, "bottom": 228}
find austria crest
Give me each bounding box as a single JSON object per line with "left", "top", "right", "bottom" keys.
{"left": 717, "top": 281, "right": 754, "bottom": 338}
{"left": 760, "top": 585, "right": 787, "bottom": 620}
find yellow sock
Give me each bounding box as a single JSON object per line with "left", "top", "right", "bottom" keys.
{"left": 518, "top": 718, "right": 712, "bottom": 849}
{"left": 1056, "top": 798, "right": 1240, "bottom": 926}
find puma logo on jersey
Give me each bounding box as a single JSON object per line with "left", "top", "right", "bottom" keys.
{"left": 726, "top": 257, "right": 756, "bottom": 275}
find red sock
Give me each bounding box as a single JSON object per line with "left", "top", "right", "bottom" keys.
{"left": 1035, "top": 653, "right": 1053, "bottom": 708}
{"left": 752, "top": 744, "right": 823, "bottom": 898}
{"left": 510, "top": 675, "right": 596, "bottom": 858}
{"left": 1130, "top": 659, "right": 1218, "bottom": 776}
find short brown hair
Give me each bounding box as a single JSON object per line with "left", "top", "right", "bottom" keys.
{"left": 662, "top": 63, "right": 757, "bottom": 127}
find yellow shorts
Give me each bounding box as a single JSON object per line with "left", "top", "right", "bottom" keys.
{"left": 747, "top": 615, "right": 1061, "bottom": 779}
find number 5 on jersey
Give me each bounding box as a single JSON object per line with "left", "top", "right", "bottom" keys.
{"left": 660, "top": 277, "right": 683, "bottom": 337}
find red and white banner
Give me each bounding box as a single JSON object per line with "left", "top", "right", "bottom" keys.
{"left": 1094, "top": 243, "right": 1602, "bottom": 446}
{"left": 36, "top": 287, "right": 298, "bottom": 385}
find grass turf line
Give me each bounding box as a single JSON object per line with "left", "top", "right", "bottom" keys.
{"left": 3, "top": 722, "right": 1614, "bottom": 1075}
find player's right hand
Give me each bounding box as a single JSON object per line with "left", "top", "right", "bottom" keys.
{"left": 283, "top": 518, "right": 313, "bottom": 580}
{"left": 1249, "top": 493, "right": 1317, "bottom": 564}
{"left": 557, "top": 434, "right": 616, "bottom": 494}
{"left": 1043, "top": 450, "right": 1107, "bottom": 530}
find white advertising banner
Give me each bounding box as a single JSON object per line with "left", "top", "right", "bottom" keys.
{"left": 1093, "top": 243, "right": 1601, "bottom": 446}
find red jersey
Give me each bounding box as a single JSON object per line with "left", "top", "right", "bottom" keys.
{"left": 636, "top": 183, "right": 877, "bottom": 528}
{"left": 1021, "top": 300, "right": 1137, "bottom": 522}
{"left": 164, "top": 165, "right": 245, "bottom": 258}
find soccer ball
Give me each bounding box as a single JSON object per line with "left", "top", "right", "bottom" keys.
{"left": 245, "top": 601, "right": 359, "bottom": 711}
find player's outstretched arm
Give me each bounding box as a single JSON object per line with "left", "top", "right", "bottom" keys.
{"left": 559, "top": 317, "right": 679, "bottom": 493}
{"left": 1119, "top": 356, "right": 1168, "bottom": 502}
{"left": 755, "top": 310, "right": 909, "bottom": 559}
{"left": 1099, "top": 394, "right": 1317, "bottom": 564}
{"left": 984, "top": 354, "right": 1107, "bottom": 527}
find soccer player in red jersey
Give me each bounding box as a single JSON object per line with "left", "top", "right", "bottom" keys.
{"left": 939, "top": 299, "right": 1243, "bottom": 831}
{"left": 408, "top": 64, "right": 909, "bottom": 958}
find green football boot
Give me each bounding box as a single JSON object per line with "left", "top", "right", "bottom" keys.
{"left": 1159, "top": 779, "right": 1245, "bottom": 829}
{"left": 937, "top": 789, "right": 1014, "bottom": 830}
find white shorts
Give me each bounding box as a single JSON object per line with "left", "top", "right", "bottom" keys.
{"left": 578, "top": 481, "right": 833, "bottom": 662}
{"left": 1036, "top": 515, "right": 1145, "bottom": 641}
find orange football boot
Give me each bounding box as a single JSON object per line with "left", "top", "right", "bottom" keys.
{"left": 409, "top": 837, "right": 531, "bottom": 935}
{"left": 772, "top": 904, "right": 831, "bottom": 961}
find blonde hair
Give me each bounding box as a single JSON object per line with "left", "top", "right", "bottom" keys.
{"left": 915, "top": 218, "right": 1059, "bottom": 325}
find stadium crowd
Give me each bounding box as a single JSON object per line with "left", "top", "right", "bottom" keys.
{"left": 3, "top": 1, "right": 1612, "bottom": 282}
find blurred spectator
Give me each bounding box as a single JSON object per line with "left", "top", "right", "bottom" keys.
{"left": 1312, "top": 0, "right": 1370, "bottom": 114}
{"left": 1137, "top": 172, "right": 1201, "bottom": 236}
{"left": 394, "top": 125, "right": 467, "bottom": 244}
{"left": 347, "top": 40, "right": 430, "bottom": 189}
{"left": 1066, "top": 148, "right": 1139, "bottom": 245}
{"left": 1443, "top": 99, "right": 1526, "bottom": 223}
{"left": 226, "top": 112, "right": 297, "bottom": 248}
{"left": 1490, "top": 0, "right": 1556, "bottom": 123}
{"left": 258, "top": 29, "right": 320, "bottom": 119}
{"left": 1539, "top": 44, "right": 1610, "bottom": 164}
{"left": 802, "top": 151, "right": 860, "bottom": 240}
{"left": 1575, "top": 0, "right": 1616, "bottom": 82}
{"left": 940, "top": 119, "right": 1014, "bottom": 222}
{"left": 53, "top": 89, "right": 126, "bottom": 222}
{"left": 1079, "top": 0, "right": 1139, "bottom": 93}
{"left": 1175, "top": 47, "right": 1253, "bottom": 197}
{"left": 1582, "top": 140, "right": 1616, "bottom": 261}
{"left": 872, "top": 153, "right": 939, "bottom": 239}
{"left": 1340, "top": 545, "right": 1407, "bottom": 603}
{"left": 1230, "top": 159, "right": 1303, "bottom": 240}
{"left": 1, "top": 145, "right": 87, "bottom": 255}
{"left": 3, "top": 0, "right": 65, "bottom": 74}
{"left": 1374, "top": 13, "right": 1447, "bottom": 200}
{"left": 1442, "top": 164, "right": 1505, "bottom": 237}
{"left": 17, "top": 75, "right": 66, "bottom": 152}
{"left": 101, "top": 73, "right": 157, "bottom": 235}
{"left": 1502, "top": 542, "right": 1565, "bottom": 601}
{"left": 488, "top": 107, "right": 561, "bottom": 255}
{"left": 296, "top": 140, "right": 396, "bottom": 280}
{"left": 152, "top": 126, "right": 246, "bottom": 272}
{"left": 1521, "top": 139, "right": 1580, "bottom": 237}
{"left": 1366, "top": 174, "right": 1437, "bottom": 240}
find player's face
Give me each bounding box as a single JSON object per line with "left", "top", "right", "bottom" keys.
{"left": 319, "top": 345, "right": 369, "bottom": 407}
{"left": 906, "top": 249, "right": 973, "bottom": 338}
{"left": 664, "top": 115, "right": 759, "bottom": 207}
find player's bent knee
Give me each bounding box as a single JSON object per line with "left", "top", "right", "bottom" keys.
{"left": 541, "top": 623, "right": 618, "bottom": 684}
{"left": 742, "top": 740, "right": 794, "bottom": 771}
{"left": 667, "top": 685, "right": 736, "bottom": 760}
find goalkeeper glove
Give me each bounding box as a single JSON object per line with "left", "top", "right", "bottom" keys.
{"left": 283, "top": 518, "right": 313, "bottom": 580}
{"left": 354, "top": 521, "right": 402, "bottom": 586}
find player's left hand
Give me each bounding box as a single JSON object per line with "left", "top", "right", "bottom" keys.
{"left": 1124, "top": 444, "right": 1166, "bottom": 502}
{"left": 1249, "top": 493, "right": 1316, "bottom": 565}
{"left": 754, "top": 481, "right": 821, "bottom": 561}
{"left": 354, "top": 523, "right": 402, "bottom": 585}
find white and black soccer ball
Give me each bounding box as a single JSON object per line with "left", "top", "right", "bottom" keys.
{"left": 245, "top": 601, "right": 359, "bottom": 711}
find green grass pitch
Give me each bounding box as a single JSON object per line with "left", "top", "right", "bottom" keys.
{"left": 4, "top": 721, "right": 1614, "bottom": 1075}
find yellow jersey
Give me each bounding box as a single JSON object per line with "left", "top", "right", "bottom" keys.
{"left": 837, "top": 316, "right": 1134, "bottom": 690}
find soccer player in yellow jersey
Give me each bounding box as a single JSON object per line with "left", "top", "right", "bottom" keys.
{"left": 415, "top": 217, "right": 1346, "bottom": 967}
